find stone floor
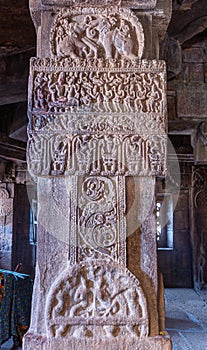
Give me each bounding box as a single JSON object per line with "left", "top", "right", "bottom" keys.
{"left": 165, "top": 288, "right": 207, "bottom": 350}
{"left": 1, "top": 288, "right": 207, "bottom": 350}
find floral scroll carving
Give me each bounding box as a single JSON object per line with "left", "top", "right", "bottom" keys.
{"left": 78, "top": 177, "right": 117, "bottom": 258}
{"left": 46, "top": 261, "right": 149, "bottom": 339}
{"left": 50, "top": 7, "right": 145, "bottom": 60}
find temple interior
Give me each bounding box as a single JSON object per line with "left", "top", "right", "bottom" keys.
{"left": 0, "top": 1, "right": 207, "bottom": 349}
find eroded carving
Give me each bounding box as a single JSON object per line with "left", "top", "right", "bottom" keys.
{"left": 78, "top": 177, "right": 118, "bottom": 259}
{"left": 50, "top": 7, "right": 144, "bottom": 60}
{"left": 27, "top": 58, "right": 167, "bottom": 180}
{"left": 27, "top": 133, "right": 167, "bottom": 178}
{"left": 31, "top": 69, "right": 165, "bottom": 115}
{"left": 46, "top": 261, "right": 148, "bottom": 339}
{"left": 41, "top": 0, "right": 157, "bottom": 10}
{"left": 30, "top": 113, "right": 165, "bottom": 134}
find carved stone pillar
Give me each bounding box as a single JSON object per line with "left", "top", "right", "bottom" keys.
{"left": 0, "top": 184, "right": 14, "bottom": 270}
{"left": 24, "top": 1, "right": 172, "bottom": 349}
{"left": 191, "top": 167, "right": 207, "bottom": 289}
{"left": 0, "top": 161, "right": 29, "bottom": 271}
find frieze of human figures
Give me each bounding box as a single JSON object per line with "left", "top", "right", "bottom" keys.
{"left": 30, "top": 69, "right": 165, "bottom": 116}
{"left": 45, "top": 261, "right": 148, "bottom": 339}
{"left": 27, "top": 133, "right": 167, "bottom": 178}
{"left": 50, "top": 7, "right": 144, "bottom": 60}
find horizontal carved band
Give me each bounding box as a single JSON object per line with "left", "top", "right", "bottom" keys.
{"left": 29, "top": 58, "right": 167, "bottom": 118}
{"left": 41, "top": 0, "right": 157, "bottom": 10}
{"left": 30, "top": 57, "right": 166, "bottom": 72}
{"left": 28, "top": 58, "right": 167, "bottom": 179}
{"left": 29, "top": 113, "right": 166, "bottom": 134}
{"left": 27, "top": 133, "right": 167, "bottom": 178}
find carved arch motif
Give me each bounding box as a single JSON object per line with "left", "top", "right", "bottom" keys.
{"left": 45, "top": 261, "right": 149, "bottom": 339}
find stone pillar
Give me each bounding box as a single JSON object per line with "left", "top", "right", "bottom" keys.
{"left": 191, "top": 166, "right": 207, "bottom": 289}
{"left": 24, "top": 1, "right": 172, "bottom": 349}
{"left": 0, "top": 184, "right": 14, "bottom": 270}
{"left": 0, "top": 161, "right": 16, "bottom": 270}
{"left": 0, "top": 162, "right": 29, "bottom": 272}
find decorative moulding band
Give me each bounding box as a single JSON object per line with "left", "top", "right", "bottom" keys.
{"left": 40, "top": 0, "right": 157, "bottom": 10}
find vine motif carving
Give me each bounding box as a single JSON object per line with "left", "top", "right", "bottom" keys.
{"left": 50, "top": 7, "right": 144, "bottom": 60}
{"left": 46, "top": 261, "right": 149, "bottom": 339}
{"left": 30, "top": 113, "right": 165, "bottom": 134}
{"left": 78, "top": 177, "right": 117, "bottom": 258}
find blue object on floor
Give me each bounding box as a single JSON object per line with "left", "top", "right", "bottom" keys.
{"left": 0, "top": 269, "right": 33, "bottom": 347}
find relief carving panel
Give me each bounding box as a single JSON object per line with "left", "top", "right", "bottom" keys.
{"left": 27, "top": 133, "right": 167, "bottom": 178}
{"left": 192, "top": 167, "right": 207, "bottom": 287}
{"left": 50, "top": 7, "right": 144, "bottom": 60}
{"left": 45, "top": 261, "right": 149, "bottom": 339}
{"left": 77, "top": 176, "right": 126, "bottom": 266}
{"left": 29, "top": 60, "right": 166, "bottom": 116}
{"left": 0, "top": 188, "right": 13, "bottom": 253}
{"left": 27, "top": 58, "right": 167, "bottom": 179}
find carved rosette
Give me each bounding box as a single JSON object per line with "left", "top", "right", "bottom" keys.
{"left": 45, "top": 261, "right": 149, "bottom": 340}
{"left": 50, "top": 7, "right": 145, "bottom": 60}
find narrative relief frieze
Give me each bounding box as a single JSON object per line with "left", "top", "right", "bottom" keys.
{"left": 45, "top": 261, "right": 149, "bottom": 339}
{"left": 29, "top": 65, "right": 166, "bottom": 116}
{"left": 50, "top": 7, "right": 144, "bottom": 60}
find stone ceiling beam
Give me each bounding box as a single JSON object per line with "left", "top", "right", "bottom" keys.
{"left": 0, "top": 133, "right": 26, "bottom": 162}
{"left": 0, "top": 49, "right": 35, "bottom": 106}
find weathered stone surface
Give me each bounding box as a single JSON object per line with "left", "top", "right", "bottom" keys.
{"left": 194, "top": 122, "right": 207, "bottom": 164}
{"left": 191, "top": 166, "right": 207, "bottom": 289}
{"left": 0, "top": 184, "right": 14, "bottom": 270}
{"left": 23, "top": 333, "right": 172, "bottom": 350}
{"left": 176, "top": 84, "right": 207, "bottom": 119}
{"left": 24, "top": 3, "right": 171, "bottom": 350}
{"left": 38, "top": 0, "right": 158, "bottom": 9}
{"left": 27, "top": 58, "right": 167, "bottom": 180}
